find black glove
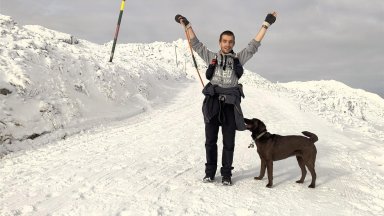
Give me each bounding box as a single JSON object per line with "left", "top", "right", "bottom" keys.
{"left": 175, "top": 14, "right": 190, "bottom": 26}
{"left": 264, "top": 13, "right": 276, "bottom": 25}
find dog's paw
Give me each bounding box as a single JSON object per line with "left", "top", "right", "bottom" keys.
{"left": 266, "top": 183, "right": 273, "bottom": 188}
{"left": 308, "top": 184, "right": 315, "bottom": 188}
{"left": 254, "top": 176, "right": 263, "bottom": 180}
{"left": 296, "top": 180, "right": 304, "bottom": 184}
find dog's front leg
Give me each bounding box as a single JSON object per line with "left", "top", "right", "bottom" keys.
{"left": 266, "top": 160, "right": 273, "bottom": 188}
{"left": 254, "top": 159, "right": 266, "bottom": 180}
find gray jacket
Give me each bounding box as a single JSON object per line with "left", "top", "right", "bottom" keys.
{"left": 190, "top": 37, "right": 261, "bottom": 88}
{"left": 202, "top": 83, "right": 246, "bottom": 131}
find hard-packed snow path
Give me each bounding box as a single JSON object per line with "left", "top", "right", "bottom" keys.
{"left": 1, "top": 82, "right": 383, "bottom": 216}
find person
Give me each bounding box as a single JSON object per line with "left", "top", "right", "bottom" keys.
{"left": 175, "top": 12, "right": 277, "bottom": 185}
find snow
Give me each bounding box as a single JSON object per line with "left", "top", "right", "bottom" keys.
{"left": 0, "top": 14, "right": 194, "bottom": 153}
{"left": 1, "top": 14, "right": 384, "bottom": 215}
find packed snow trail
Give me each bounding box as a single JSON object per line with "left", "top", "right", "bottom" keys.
{"left": 1, "top": 82, "right": 383, "bottom": 216}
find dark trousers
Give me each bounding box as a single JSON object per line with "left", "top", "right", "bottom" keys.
{"left": 205, "top": 103, "right": 236, "bottom": 177}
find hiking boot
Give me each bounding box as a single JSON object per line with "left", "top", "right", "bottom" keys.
{"left": 222, "top": 176, "right": 232, "bottom": 186}
{"left": 203, "top": 175, "right": 215, "bottom": 183}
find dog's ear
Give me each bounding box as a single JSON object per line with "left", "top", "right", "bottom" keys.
{"left": 258, "top": 120, "right": 267, "bottom": 131}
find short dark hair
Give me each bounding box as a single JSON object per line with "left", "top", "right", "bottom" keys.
{"left": 219, "top": 30, "right": 235, "bottom": 42}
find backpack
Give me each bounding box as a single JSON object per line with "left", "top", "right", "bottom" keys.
{"left": 205, "top": 54, "right": 243, "bottom": 80}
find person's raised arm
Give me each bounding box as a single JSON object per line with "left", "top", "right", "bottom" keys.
{"left": 255, "top": 12, "right": 277, "bottom": 42}
{"left": 175, "top": 14, "right": 215, "bottom": 64}
{"left": 237, "top": 12, "right": 278, "bottom": 65}
{"left": 175, "top": 15, "right": 196, "bottom": 39}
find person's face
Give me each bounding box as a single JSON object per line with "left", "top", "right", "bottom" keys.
{"left": 219, "top": 35, "right": 235, "bottom": 54}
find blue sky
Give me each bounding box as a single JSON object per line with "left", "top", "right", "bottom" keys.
{"left": 1, "top": 0, "right": 383, "bottom": 97}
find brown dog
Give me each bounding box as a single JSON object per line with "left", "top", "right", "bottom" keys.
{"left": 244, "top": 118, "right": 318, "bottom": 188}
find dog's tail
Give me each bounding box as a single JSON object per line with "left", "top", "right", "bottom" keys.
{"left": 302, "top": 131, "right": 318, "bottom": 143}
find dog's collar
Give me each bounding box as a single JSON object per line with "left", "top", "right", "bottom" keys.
{"left": 256, "top": 130, "right": 267, "bottom": 140}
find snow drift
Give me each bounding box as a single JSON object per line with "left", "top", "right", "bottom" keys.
{"left": 0, "top": 14, "right": 193, "bottom": 153}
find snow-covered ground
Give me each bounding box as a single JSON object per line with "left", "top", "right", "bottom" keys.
{"left": 1, "top": 14, "right": 383, "bottom": 215}
{"left": 0, "top": 14, "right": 194, "bottom": 154}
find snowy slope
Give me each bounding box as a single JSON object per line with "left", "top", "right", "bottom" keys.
{"left": 0, "top": 14, "right": 193, "bottom": 153}
{"left": 281, "top": 81, "right": 384, "bottom": 133}
{"left": 1, "top": 14, "right": 384, "bottom": 215}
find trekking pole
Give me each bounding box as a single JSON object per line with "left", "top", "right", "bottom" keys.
{"left": 183, "top": 27, "right": 205, "bottom": 87}
{"left": 109, "top": 0, "right": 126, "bottom": 62}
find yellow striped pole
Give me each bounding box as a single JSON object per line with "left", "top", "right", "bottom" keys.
{"left": 109, "top": 0, "right": 126, "bottom": 62}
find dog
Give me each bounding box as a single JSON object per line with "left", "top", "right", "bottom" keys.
{"left": 244, "top": 118, "right": 318, "bottom": 188}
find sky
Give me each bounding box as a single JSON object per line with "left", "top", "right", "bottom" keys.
{"left": 1, "top": 0, "right": 383, "bottom": 98}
